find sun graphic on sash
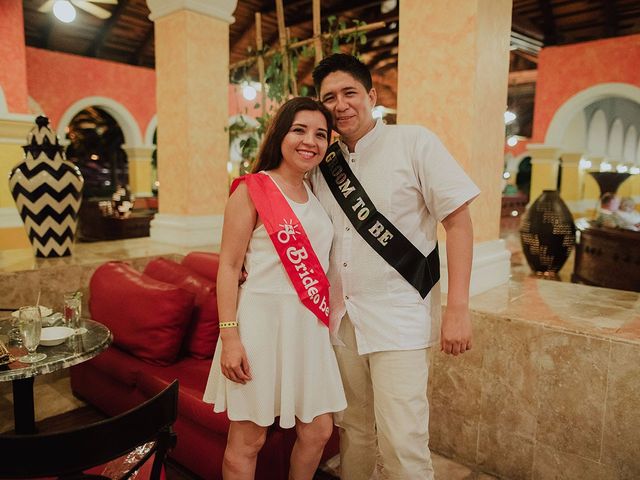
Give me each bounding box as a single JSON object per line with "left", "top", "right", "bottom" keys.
{"left": 279, "top": 219, "right": 300, "bottom": 239}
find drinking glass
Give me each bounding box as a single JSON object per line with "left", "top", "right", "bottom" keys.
{"left": 18, "top": 306, "right": 47, "bottom": 363}
{"left": 64, "top": 291, "right": 82, "bottom": 330}
{"left": 8, "top": 314, "right": 23, "bottom": 346}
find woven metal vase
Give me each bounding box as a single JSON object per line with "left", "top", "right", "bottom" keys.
{"left": 520, "top": 190, "right": 576, "bottom": 274}
{"left": 8, "top": 116, "right": 84, "bottom": 257}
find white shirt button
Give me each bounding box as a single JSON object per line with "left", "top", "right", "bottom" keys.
{"left": 346, "top": 226, "right": 350, "bottom": 231}
{"left": 343, "top": 263, "right": 347, "bottom": 267}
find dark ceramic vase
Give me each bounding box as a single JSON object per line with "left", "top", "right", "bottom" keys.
{"left": 8, "top": 116, "right": 84, "bottom": 257}
{"left": 520, "top": 190, "right": 576, "bottom": 274}
{"left": 589, "top": 171, "right": 631, "bottom": 196}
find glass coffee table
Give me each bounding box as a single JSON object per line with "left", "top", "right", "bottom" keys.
{"left": 0, "top": 318, "right": 112, "bottom": 434}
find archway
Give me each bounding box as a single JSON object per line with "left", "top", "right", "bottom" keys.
{"left": 545, "top": 83, "right": 640, "bottom": 147}
{"left": 57, "top": 96, "right": 142, "bottom": 147}
{"left": 65, "top": 107, "right": 127, "bottom": 198}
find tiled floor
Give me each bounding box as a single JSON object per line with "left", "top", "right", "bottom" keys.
{"left": 0, "top": 369, "right": 85, "bottom": 433}
{"left": 320, "top": 454, "right": 500, "bottom": 479}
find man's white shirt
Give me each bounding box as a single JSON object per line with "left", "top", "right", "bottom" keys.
{"left": 311, "top": 120, "right": 480, "bottom": 355}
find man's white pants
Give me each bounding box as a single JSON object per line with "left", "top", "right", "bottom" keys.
{"left": 334, "top": 315, "right": 434, "bottom": 480}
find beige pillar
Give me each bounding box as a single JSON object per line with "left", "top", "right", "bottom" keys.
{"left": 629, "top": 169, "right": 640, "bottom": 200}
{"left": 123, "top": 145, "right": 154, "bottom": 197}
{"left": 397, "top": 0, "right": 513, "bottom": 295}
{"left": 0, "top": 117, "right": 35, "bottom": 250}
{"left": 559, "top": 151, "right": 584, "bottom": 215}
{"left": 527, "top": 145, "right": 561, "bottom": 204}
{"left": 617, "top": 164, "right": 634, "bottom": 198}
{"left": 147, "top": 0, "right": 236, "bottom": 246}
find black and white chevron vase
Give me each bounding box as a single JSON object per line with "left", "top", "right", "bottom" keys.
{"left": 9, "top": 116, "right": 84, "bottom": 258}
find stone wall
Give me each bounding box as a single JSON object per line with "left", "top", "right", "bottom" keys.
{"left": 430, "top": 310, "right": 639, "bottom": 479}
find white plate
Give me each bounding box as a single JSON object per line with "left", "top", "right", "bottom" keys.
{"left": 11, "top": 306, "right": 53, "bottom": 318}
{"left": 40, "top": 326, "right": 75, "bottom": 346}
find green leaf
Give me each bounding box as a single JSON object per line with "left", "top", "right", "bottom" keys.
{"left": 332, "top": 36, "right": 340, "bottom": 52}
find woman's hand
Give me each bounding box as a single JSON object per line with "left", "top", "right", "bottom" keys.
{"left": 220, "top": 336, "right": 252, "bottom": 384}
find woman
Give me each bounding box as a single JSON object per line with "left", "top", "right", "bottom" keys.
{"left": 203, "top": 97, "right": 346, "bottom": 480}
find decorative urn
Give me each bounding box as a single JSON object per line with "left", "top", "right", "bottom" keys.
{"left": 520, "top": 190, "right": 576, "bottom": 275}
{"left": 8, "top": 116, "right": 84, "bottom": 257}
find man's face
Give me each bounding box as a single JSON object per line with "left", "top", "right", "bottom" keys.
{"left": 318, "top": 70, "right": 377, "bottom": 142}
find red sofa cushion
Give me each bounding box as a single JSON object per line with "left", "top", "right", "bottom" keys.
{"left": 144, "top": 258, "right": 219, "bottom": 359}
{"left": 81, "top": 345, "right": 146, "bottom": 387}
{"left": 89, "top": 262, "right": 195, "bottom": 366}
{"left": 180, "top": 252, "right": 220, "bottom": 283}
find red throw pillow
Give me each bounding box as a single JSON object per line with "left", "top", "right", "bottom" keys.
{"left": 180, "top": 252, "right": 220, "bottom": 283}
{"left": 89, "top": 262, "right": 195, "bottom": 366}
{"left": 144, "top": 258, "right": 219, "bottom": 359}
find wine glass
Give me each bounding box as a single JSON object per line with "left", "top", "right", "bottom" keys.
{"left": 18, "top": 306, "right": 47, "bottom": 363}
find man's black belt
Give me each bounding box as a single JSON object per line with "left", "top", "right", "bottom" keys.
{"left": 319, "top": 142, "right": 440, "bottom": 298}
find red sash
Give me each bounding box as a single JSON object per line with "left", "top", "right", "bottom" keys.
{"left": 230, "top": 173, "right": 330, "bottom": 327}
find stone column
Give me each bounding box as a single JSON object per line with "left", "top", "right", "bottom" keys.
{"left": 617, "top": 164, "right": 634, "bottom": 198}
{"left": 123, "top": 145, "right": 154, "bottom": 197}
{"left": 0, "top": 118, "right": 33, "bottom": 250}
{"left": 559, "top": 151, "right": 584, "bottom": 215}
{"left": 397, "top": 0, "right": 513, "bottom": 295}
{"left": 0, "top": 0, "right": 34, "bottom": 250}
{"left": 629, "top": 169, "right": 640, "bottom": 200}
{"left": 146, "top": 0, "right": 237, "bottom": 246}
{"left": 527, "top": 145, "right": 561, "bottom": 204}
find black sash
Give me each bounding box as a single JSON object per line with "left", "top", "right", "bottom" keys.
{"left": 319, "top": 142, "right": 440, "bottom": 298}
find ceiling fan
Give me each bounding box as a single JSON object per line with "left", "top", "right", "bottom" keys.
{"left": 38, "top": 0, "right": 117, "bottom": 20}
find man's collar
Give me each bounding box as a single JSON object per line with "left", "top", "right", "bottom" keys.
{"left": 337, "top": 118, "right": 384, "bottom": 154}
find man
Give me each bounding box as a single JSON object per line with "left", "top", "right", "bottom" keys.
{"left": 310, "top": 54, "right": 479, "bottom": 480}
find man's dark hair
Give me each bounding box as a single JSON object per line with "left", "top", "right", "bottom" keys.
{"left": 312, "top": 53, "right": 373, "bottom": 95}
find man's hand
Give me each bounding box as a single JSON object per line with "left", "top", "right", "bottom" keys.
{"left": 441, "top": 304, "right": 472, "bottom": 355}
{"left": 440, "top": 203, "right": 474, "bottom": 356}
{"left": 220, "top": 336, "right": 252, "bottom": 384}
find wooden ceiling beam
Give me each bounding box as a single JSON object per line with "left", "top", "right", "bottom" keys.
{"left": 259, "top": 0, "right": 390, "bottom": 50}
{"left": 85, "top": 0, "right": 129, "bottom": 57}
{"left": 538, "top": 0, "right": 559, "bottom": 44}
{"left": 287, "top": 0, "right": 388, "bottom": 27}
{"left": 41, "top": 16, "right": 55, "bottom": 50}
{"left": 603, "top": 0, "right": 618, "bottom": 37}
{"left": 131, "top": 25, "right": 154, "bottom": 66}
{"left": 509, "top": 69, "right": 538, "bottom": 86}
{"left": 512, "top": 49, "right": 539, "bottom": 64}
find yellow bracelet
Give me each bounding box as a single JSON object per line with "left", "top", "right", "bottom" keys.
{"left": 219, "top": 321, "right": 238, "bottom": 329}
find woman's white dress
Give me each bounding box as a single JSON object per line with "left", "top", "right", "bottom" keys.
{"left": 203, "top": 174, "right": 346, "bottom": 428}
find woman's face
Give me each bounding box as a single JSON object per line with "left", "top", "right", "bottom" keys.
{"left": 280, "top": 110, "right": 329, "bottom": 173}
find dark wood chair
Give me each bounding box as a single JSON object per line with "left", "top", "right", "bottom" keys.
{"left": 0, "top": 380, "right": 178, "bottom": 480}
